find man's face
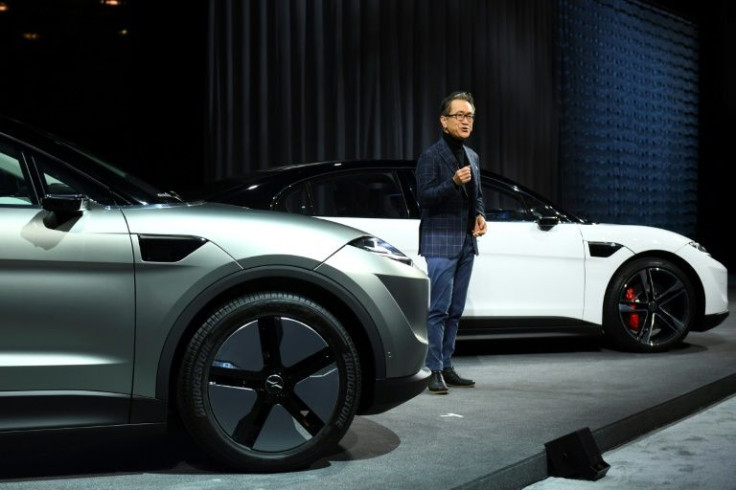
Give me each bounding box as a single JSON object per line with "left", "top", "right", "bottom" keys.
{"left": 441, "top": 99, "right": 475, "bottom": 140}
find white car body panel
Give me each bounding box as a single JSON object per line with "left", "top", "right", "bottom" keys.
{"left": 580, "top": 223, "right": 729, "bottom": 319}
{"left": 322, "top": 217, "right": 586, "bottom": 319}
{"left": 474, "top": 222, "right": 585, "bottom": 318}
{"left": 323, "top": 217, "right": 729, "bottom": 328}
{"left": 675, "top": 242, "right": 729, "bottom": 315}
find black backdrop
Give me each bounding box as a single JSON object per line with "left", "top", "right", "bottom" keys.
{"left": 0, "top": 0, "right": 732, "bottom": 271}
{"left": 205, "top": 0, "right": 558, "bottom": 199}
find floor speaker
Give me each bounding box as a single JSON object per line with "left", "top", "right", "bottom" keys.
{"left": 544, "top": 427, "right": 611, "bottom": 481}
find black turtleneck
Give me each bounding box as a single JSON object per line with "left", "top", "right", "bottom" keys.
{"left": 442, "top": 132, "right": 466, "bottom": 168}
{"left": 443, "top": 133, "right": 474, "bottom": 231}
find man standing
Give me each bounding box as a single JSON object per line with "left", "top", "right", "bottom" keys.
{"left": 416, "top": 91, "right": 487, "bottom": 394}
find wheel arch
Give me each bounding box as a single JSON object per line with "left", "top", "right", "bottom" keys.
{"left": 154, "top": 266, "right": 383, "bottom": 421}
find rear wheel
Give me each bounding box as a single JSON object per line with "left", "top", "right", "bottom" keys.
{"left": 177, "top": 292, "right": 361, "bottom": 472}
{"left": 603, "top": 258, "right": 696, "bottom": 353}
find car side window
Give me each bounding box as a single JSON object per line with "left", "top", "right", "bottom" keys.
{"left": 277, "top": 183, "right": 311, "bottom": 215}
{"left": 33, "top": 153, "right": 114, "bottom": 205}
{"left": 0, "top": 145, "right": 34, "bottom": 205}
{"left": 314, "top": 171, "right": 407, "bottom": 218}
{"left": 277, "top": 171, "right": 408, "bottom": 218}
{"left": 35, "top": 155, "right": 83, "bottom": 195}
{"left": 483, "top": 181, "right": 533, "bottom": 222}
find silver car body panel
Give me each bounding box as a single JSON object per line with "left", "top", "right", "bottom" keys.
{"left": 0, "top": 206, "right": 135, "bottom": 395}
{"left": 120, "top": 202, "right": 428, "bottom": 399}
{"left": 0, "top": 199, "right": 428, "bottom": 408}
{"left": 316, "top": 243, "right": 429, "bottom": 379}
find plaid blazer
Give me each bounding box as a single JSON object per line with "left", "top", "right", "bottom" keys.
{"left": 416, "top": 137, "right": 485, "bottom": 258}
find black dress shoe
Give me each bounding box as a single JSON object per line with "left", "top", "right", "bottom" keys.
{"left": 427, "top": 370, "right": 448, "bottom": 394}
{"left": 443, "top": 367, "right": 475, "bottom": 387}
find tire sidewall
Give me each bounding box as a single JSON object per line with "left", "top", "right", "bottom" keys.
{"left": 177, "top": 292, "right": 361, "bottom": 472}
{"left": 603, "top": 258, "right": 695, "bottom": 353}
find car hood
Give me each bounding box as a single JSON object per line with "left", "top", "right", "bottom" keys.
{"left": 579, "top": 222, "right": 695, "bottom": 254}
{"left": 120, "top": 201, "right": 367, "bottom": 266}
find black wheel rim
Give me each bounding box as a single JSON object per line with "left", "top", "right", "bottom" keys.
{"left": 617, "top": 266, "right": 691, "bottom": 348}
{"left": 207, "top": 316, "right": 340, "bottom": 452}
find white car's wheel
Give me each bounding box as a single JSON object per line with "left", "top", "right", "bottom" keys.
{"left": 177, "top": 292, "right": 361, "bottom": 471}
{"left": 603, "top": 258, "right": 696, "bottom": 353}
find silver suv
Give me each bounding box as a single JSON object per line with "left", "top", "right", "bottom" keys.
{"left": 0, "top": 116, "right": 430, "bottom": 471}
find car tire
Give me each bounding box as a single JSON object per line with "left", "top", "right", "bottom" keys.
{"left": 176, "top": 291, "right": 361, "bottom": 472}
{"left": 603, "top": 257, "right": 696, "bottom": 353}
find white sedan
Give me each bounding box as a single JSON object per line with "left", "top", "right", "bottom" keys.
{"left": 197, "top": 160, "right": 730, "bottom": 353}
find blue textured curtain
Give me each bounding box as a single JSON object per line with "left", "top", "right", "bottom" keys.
{"left": 557, "top": 0, "right": 699, "bottom": 236}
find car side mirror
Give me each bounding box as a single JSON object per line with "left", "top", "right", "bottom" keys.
{"left": 42, "top": 194, "right": 90, "bottom": 228}
{"left": 537, "top": 215, "right": 559, "bottom": 231}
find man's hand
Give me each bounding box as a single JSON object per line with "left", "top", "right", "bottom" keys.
{"left": 472, "top": 214, "right": 487, "bottom": 237}
{"left": 453, "top": 165, "right": 472, "bottom": 185}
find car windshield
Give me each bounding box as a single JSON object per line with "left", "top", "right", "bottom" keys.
{"left": 1, "top": 114, "right": 183, "bottom": 205}
{"left": 55, "top": 140, "right": 182, "bottom": 204}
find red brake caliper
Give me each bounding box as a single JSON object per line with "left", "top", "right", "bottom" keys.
{"left": 624, "top": 287, "right": 639, "bottom": 330}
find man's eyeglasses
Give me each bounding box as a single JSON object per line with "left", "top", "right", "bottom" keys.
{"left": 444, "top": 113, "right": 475, "bottom": 122}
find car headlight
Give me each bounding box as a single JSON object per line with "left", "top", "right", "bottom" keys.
{"left": 688, "top": 241, "right": 710, "bottom": 255}
{"left": 349, "top": 236, "right": 413, "bottom": 266}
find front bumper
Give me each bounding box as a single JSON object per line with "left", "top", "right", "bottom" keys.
{"left": 358, "top": 367, "right": 431, "bottom": 415}
{"left": 693, "top": 311, "right": 730, "bottom": 332}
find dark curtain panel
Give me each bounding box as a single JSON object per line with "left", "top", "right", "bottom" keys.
{"left": 205, "top": 0, "right": 559, "bottom": 199}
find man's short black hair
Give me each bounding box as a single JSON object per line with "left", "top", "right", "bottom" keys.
{"left": 440, "top": 91, "right": 475, "bottom": 115}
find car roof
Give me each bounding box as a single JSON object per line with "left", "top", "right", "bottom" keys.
{"left": 189, "top": 160, "right": 414, "bottom": 200}
{"left": 195, "top": 159, "right": 547, "bottom": 202}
